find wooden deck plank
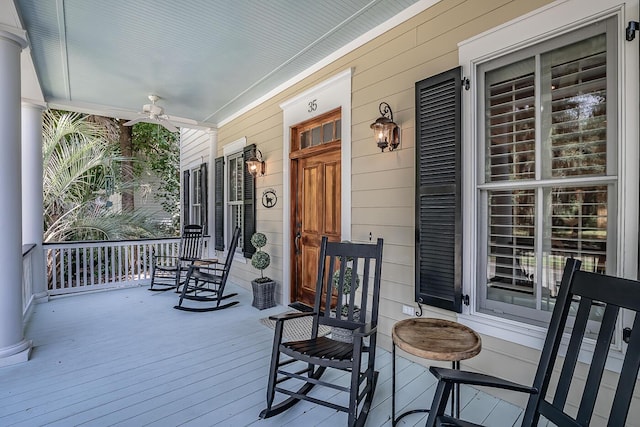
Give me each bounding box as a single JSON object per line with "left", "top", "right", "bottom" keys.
{"left": 0, "top": 283, "right": 523, "bottom": 426}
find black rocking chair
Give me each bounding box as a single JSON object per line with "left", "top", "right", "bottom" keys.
{"left": 174, "top": 226, "right": 240, "bottom": 312}
{"left": 149, "top": 224, "right": 203, "bottom": 291}
{"left": 260, "top": 237, "right": 384, "bottom": 427}
{"left": 426, "top": 258, "right": 640, "bottom": 427}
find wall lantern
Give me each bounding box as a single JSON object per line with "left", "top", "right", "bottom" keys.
{"left": 370, "top": 102, "right": 400, "bottom": 152}
{"left": 246, "top": 148, "right": 265, "bottom": 178}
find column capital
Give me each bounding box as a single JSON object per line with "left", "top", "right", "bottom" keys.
{"left": 0, "top": 24, "right": 28, "bottom": 50}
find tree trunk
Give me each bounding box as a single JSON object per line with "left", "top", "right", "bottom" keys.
{"left": 119, "top": 121, "right": 134, "bottom": 212}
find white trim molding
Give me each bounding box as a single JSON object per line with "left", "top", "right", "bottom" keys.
{"left": 280, "top": 68, "right": 353, "bottom": 306}
{"left": 457, "top": 0, "right": 639, "bottom": 372}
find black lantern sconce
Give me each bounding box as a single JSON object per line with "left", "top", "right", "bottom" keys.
{"left": 370, "top": 102, "right": 400, "bottom": 152}
{"left": 246, "top": 148, "right": 265, "bottom": 178}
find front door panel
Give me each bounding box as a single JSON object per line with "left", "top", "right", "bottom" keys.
{"left": 293, "top": 149, "right": 341, "bottom": 307}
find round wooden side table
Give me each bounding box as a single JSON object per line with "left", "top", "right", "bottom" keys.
{"left": 391, "top": 317, "right": 482, "bottom": 425}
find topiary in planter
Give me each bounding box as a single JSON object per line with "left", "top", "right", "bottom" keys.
{"left": 251, "top": 232, "right": 276, "bottom": 309}
{"left": 251, "top": 232, "right": 271, "bottom": 283}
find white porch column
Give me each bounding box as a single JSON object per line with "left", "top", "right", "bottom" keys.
{"left": 0, "top": 26, "right": 32, "bottom": 367}
{"left": 22, "top": 102, "right": 48, "bottom": 304}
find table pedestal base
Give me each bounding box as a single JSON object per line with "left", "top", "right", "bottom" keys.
{"left": 392, "top": 343, "right": 461, "bottom": 425}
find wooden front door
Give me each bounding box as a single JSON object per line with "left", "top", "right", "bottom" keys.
{"left": 291, "top": 109, "right": 341, "bottom": 307}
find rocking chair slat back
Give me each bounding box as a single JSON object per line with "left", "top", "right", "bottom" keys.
{"left": 523, "top": 266, "right": 640, "bottom": 426}
{"left": 179, "top": 224, "right": 204, "bottom": 261}
{"left": 314, "top": 238, "right": 383, "bottom": 332}
{"left": 426, "top": 258, "right": 640, "bottom": 427}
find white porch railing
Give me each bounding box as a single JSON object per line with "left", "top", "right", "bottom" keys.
{"left": 43, "top": 238, "right": 180, "bottom": 295}
{"left": 22, "top": 244, "right": 36, "bottom": 314}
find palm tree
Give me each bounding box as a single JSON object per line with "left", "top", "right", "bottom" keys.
{"left": 43, "top": 110, "right": 158, "bottom": 242}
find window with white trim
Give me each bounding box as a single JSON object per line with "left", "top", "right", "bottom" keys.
{"left": 476, "top": 17, "right": 618, "bottom": 326}
{"left": 190, "top": 166, "right": 202, "bottom": 226}
{"left": 227, "top": 151, "right": 244, "bottom": 253}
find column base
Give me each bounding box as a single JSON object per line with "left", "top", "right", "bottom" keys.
{"left": 0, "top": 339, "right": 32, "bottom": 367}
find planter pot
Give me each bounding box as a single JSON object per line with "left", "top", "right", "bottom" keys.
{"left": 330, "top": 308, "right": 360, "bottom": 343}
{"left": 251, "top": 279, "right": 276, "bottom": 310}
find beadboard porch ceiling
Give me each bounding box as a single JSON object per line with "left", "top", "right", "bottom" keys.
{"left": 4, "top": 0, "right": 430, "bottom": 128}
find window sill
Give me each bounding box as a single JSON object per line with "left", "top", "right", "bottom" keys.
{"left": 456, "top": 312, "right": 626, "bottom": 374}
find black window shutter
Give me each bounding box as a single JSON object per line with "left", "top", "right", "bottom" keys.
{"left": 415, "top": 66, "right": 463, "bottom": 313}
{"left": 182, "top": 169, "right": 190, "bottom": 227}
{"left": 199, "top": 162, "right": 208, "bottom": 235}
{"left": 214, "top": 156, "right": 225, "bottom": 251}
{"left": 242, "top": 144, "right": 256, "bottom": 258}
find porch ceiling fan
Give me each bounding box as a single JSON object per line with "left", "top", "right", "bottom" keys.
{"left": 123, "top": 94, "right": 179, "bottom": 132}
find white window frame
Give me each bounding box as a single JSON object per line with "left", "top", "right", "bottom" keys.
{"left": 190, "top": 166, "right": 202, "bottom": 226}
{"left": 457, "top": 0, "right": 639, "bottom": 373}
{"left": 223, "top": 137, "right": 248, "bottom": 262}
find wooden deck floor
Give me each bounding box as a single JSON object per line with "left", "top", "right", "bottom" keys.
{"left": 0, "top": 283, "right": 525, "bottom": 426}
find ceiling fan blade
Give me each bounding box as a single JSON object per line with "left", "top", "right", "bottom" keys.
{"left": 123, "top": 117, "right": 147, "bottom": 126}
{"left": 158, "top": 118, "right": 178, "bottom": 133}
{"left": 164, "top": 115, "right": 198, "bottom": 125}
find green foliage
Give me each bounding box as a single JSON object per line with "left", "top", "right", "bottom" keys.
{"left": 251, "top": 251, "right": 271, "bottom": 271}
{"left": 43, "top": 110, "right": 160, "bottom": 241}
{"left": 332, "top": 266, "right": 360, "bottom": 295}
{"left": 131, "top": 122, "right": 180, "bottom": 233}
{"left": 251, "top": 232, "right": 267, "bottom": 249}
{"left": 251, "top": 232, "right": 271, "bottom": 279}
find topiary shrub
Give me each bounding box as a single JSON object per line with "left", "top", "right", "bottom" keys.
{"left": 251, "top": 232, "right": 272, "bottom": 283}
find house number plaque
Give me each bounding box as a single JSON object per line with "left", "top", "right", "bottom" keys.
{"left": 262, "top": 188, "right": 277, "bottom": 208}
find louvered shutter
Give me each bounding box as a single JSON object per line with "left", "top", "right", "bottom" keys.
{"left": 214, "top": 156, "right": 225, "bottom": 251}
{"left": 415, "top": 66, "right": 463, "bottom": 313}
{"left": 242, "top": 144, "right": 256, "bottom": 258}
{"left": 199, "top": 162, "right": 208, "bottom": 234}
{"left": 182, "top": 169, "right": 190, "bottom": 227}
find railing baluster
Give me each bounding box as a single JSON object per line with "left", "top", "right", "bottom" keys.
{"left": 65, "top": 248, "right": 71, "bottom": 288}
{"left": 90, "top": 247, "right": 95, "bottom": 286}
{"left": 82, "top": 247, "right": 87, "bottom": 287}
{"left": 117, "top": 245, "right": 123, "bottom": 283}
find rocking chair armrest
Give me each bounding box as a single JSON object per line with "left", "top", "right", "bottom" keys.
{"left": 429, "top": 366, "right": 538, "bottom": 394}
{"left": 190, "top": 263, "right": 224, "bottom": 273}
{"left": 269, "top": 311, "right": 316, "bottom": 322}
{"left": 353, "top": 323, "right": 377, "bottom": 338}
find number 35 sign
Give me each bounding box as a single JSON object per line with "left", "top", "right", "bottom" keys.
{"left": 307, "top": 99, "right": 317, "bottom": 113}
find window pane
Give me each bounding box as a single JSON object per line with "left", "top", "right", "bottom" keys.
{"left": 486, "top": 58, "right": 536, "bottom": 182}
{"left": 311, "top": 126, "right": 321, "bottom": 146}
{"left": 545, "top": 35, "right": 607, "bottom": 178}
{"left": 192, "top": 169, "right": 201, "bottom": 204}
{"left": 228, "top": 155, "right": 243, "bottom": 202}
{"left": 231, "top": 204, "right": 243, "bottom": 252}
{"left": 322, "top": 122, "right": 334, "bottom": 143}
{"left": 486, "top": 189, "right": 536, "bottom": 308}
{"left": 301, "top": 130, "right": 310, "bottom": 149}
{"left": 548, "top": 186, "right": 607, "bottom": 273}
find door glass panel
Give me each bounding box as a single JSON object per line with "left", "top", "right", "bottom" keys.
{"left": 301, "top": 130, "right": 310, "bottom": 149}
{"left": 322, "top": 122, "right": 334, "bottom": 143}
{"left": 311, "top": 126, "right": 321, "bottom": 146}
